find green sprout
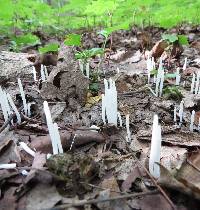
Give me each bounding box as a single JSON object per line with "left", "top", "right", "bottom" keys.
{"left": 39, "top": 43, "right": 59, "bottom": 54}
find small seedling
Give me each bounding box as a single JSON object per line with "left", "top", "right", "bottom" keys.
{"left": 39, "top": 43, "right": 59, "bottom": 54}
{"left": 163, "top": 86, "right": 183, "bottom": 101}
{"left": 10, "top": 34, "right": 41, "bottom": 52}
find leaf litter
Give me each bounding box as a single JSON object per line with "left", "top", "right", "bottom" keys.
{"left": 1, "top": 25, "right": 200, "bottom": 210}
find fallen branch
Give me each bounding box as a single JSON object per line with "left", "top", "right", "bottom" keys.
{"left": 44, "top": 190, "right": 159, "bottom": 210}
{"left": 31, "top": 130, "right": 106, "bottom": 153}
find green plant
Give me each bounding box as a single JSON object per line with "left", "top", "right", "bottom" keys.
{"left": 163, "top": 86, "right": 183, "bottom": 101}
{"left": 1, "top": 0, "right": 200, "bottom": 40}
{"left": 75, "top": 48, "right": 104, "bottom": 62}
{"left": 162, "top": 34, "right": 189, "bottom": 45}
{"left": 39, "top": 43, "right": 59, "bottom": 54}
{"left": 10, "top": 33, "right": 40, "bottom": 52}
{"left": 64, "top": 34, "right": 81, "bottom": 46}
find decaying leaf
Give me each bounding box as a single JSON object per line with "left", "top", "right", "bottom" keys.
{"left": 151, "top": 40, "right": 168, "bottom": 59}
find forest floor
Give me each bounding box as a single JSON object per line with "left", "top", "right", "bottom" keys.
{"left": 1, "top": 25, "right": 200, "bottom": 210}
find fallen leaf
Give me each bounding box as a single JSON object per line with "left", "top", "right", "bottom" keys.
{"left": 176, "top": 150, "right": 200, "bottom": 197}
{"left": 121, "top": 166, "right": 142, "bottom": 192}
{"left": 151, "top": 40, "right": 168, "bottom": 59}
{"left": 100, "top": 173, "right": 120, "bottom": 196}
{"left": 138, "top": 193, "right": 173, "bottom": 210}
{"left": 26, "top": 183, "right": 62, "bottom": 210}
{"left": 85, "top": 95, "right": 101, "bottom": 108}
{"left": 0, "top": 187, "right": 17, "bottom": 210}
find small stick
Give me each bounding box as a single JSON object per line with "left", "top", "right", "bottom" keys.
{"left": 79, "top": 182, "right": 127, "bottom": 194}
{"left": 186, "top": 158, "right": 200, "bottom": 173}
{"left": 44, "top": 190, "right": 158, "bottom": 210}
{"left": 0, "top": 106, "right": 23, "bottom": 133}
{"left": 136, "top": 159, "right": 176, "bottom": 210}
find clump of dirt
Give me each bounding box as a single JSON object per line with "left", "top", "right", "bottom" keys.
{"left": 47, "top": 152, "right": 102, "bottom": 195}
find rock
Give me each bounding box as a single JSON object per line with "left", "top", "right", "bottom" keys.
{"left": 0, "top": 51, "right": 33, "bottom": 84}
{"left": 46, "top": 153, "right": 101, "bottom": 195}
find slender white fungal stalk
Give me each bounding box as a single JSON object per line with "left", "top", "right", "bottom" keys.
{"left": 53, "top": 123, "right": 63, "bottom": 153}
{"left": 179, "top": 100, "right": 184, "bottom": 126}
{"left": 147, "top": 56, "right": 155, "bottom": 84}
{"left": 7, "top": 93, "right": 21, "bottom": 124}
{"left": 190, "top": 110, "right": 195, "bottom": 132}
{"left": 174, "top": 106, "right": 177, "bottom": 123}
{"left": 79, "top": 60, "right": 84, "bottom": 73}
{"left": 195, "top": 72, "right": 200, "bottom": 94}
{"left": 198, "top": 117, "right": 200, "bottom": 132}
{"left": 0, "top": 163, "right": 16, "bottom": 169}
{"left": 103, "top": 79, "right": 118, "bottom": 125}
{"left": 117, "top": 112, "right": 122, "bottom": 127}
{"left": 125, "top": 114, "right": 131, "bottom": 142}
{"left": 3, "top": 90, "right": 13, "bottom": 125}
{"left": 27, "top": 103, "right": 31, "bottom": 117}
{"left": 43, "top": 101, "right": 63, "bottom": 154}
{"left": 153, "top": 75, "right": 156, "bottom": 84}
{"left": 44, "top": 65, "right": 48, "bottom": 79}
{"left": 40, "top": 65, "right": 46, "bottom": 81}
{"left": 18, "top": 78, "right": 28, "bottom": 116}
{"left": 149, "top": 115, "right": 162, "bottom": 178}
{"left": 159, "top": 70, "right": 164, "bottom": 97}
{"left": 183, "top": 57, "right": 187, "bottom": 71}
{"left": 0, "top": 87, "right": 9, "bottom": 122}
{"left": 155, "top": 74, "right": 160, "bottom": 97}
{"left": 191, "top": 73, "right": 196, "bottom": 93}
{"left": 116, "top": 67, "right": 120, "bottom": 74}
{"left": 43, "top": 101, "right": 63, "bottom": 155}
{"left": 32, "top": 66, "right": 37, "bottom": 81}
{"left": 43, "top": 101, "right": 57, "bottom": 154}
{"left": 155, "top": 58, "right": 164, "bottom": 97}
{"left": 147, "top": 54, "right": 151, "bottom": 84}
{"left": 175, "top": 67, "right": 181, "bottom": 86}
{"left": 19, "top": 142, "right": 35, "bottom": 157}
{"left": 86, "top": 62, "right": 90, "bottom": 78}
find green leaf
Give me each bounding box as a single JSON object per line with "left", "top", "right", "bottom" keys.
{"left": 88, "top": 48, "right": 104, "bottom": 57}
{"left": 64, "top": 34, "right": 81, "bottom": 46}
{"left": 39, "top": 43, "right": 59, "bottom": 54}
{"left": 12, "top": 33, "right": 41, "bottom": 47}
{"left": 163, "top": 86, "right": 183, "bottom": 101}
{"left": 165, "top": 73, "right": 176, "bottom": 79}
{"left": 178, "top": 35, "right": 189, "bottom": 45}
{"left": 150, "top": 69, "right": 157, "bottom": 75}
{"left": 75, "top": 48, "right": 104, "bottom": 60}
{"left": 98, "top": 30, "right": 111, "bottom": 38}
{"left": 161, "top": 34, "right": 178, "bottom": 43}
{"left": 89, "top": 82, "right": 99, "bottom": 92}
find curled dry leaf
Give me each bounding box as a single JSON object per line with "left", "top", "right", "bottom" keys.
{"left": 151, "top": 40, "right": 168, "bottom": 59}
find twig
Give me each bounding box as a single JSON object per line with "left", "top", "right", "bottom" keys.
{"left": 135, "top": 158, "right": 176, "bottom": 210}
{"left": 187, "top": 158, "right": 200, "bottom": 173}
{"left": 0, "top": 106, "right": 23, "bottom": 133}
{"left": 21, "top": 113, "right": 43, "bottom": 124}
{"left": 79, "top": 182, "right": 127, "bottom": 194}
{"left": 43, "top": 190, "right": 158, "bottom": 210}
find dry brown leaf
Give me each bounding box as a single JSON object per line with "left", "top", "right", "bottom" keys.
{"left": 151, "top": 40, "right": 168, "bottom": 59}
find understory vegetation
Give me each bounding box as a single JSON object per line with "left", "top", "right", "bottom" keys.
{"left": 1, "top": 0, "right": 200, "bottom": 38}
